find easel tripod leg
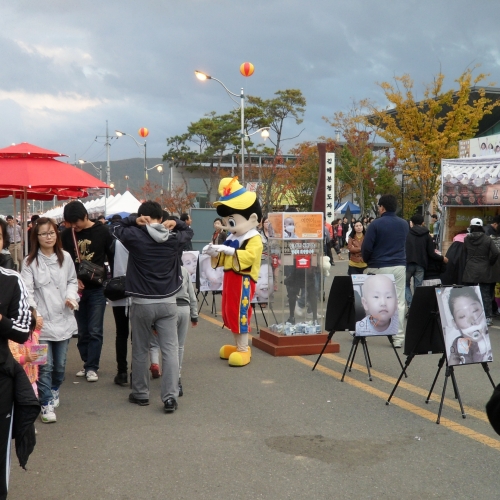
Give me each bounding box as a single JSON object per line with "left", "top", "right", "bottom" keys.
{"left": 341, "top": 338, "right": 358, "bottom": 382}
{"left": 386, "top": 354, "right": 414, "bottom": 405}
{"left": 361, "top": 338, "right": 372, "bottom": 381}
{"left": 437, "top": 366, "right": 452, "bottom": 424}
{"left": 388, "top": 336, "right": 407, "bottom": 377}
{"left": 481, "top": 362, "right": 496, "bottom": 389}
{"left": 426, "top": 354, "right": 446, "bottom": 404}
{"left": 449, "top": 367, "right": 466, "bottom": 419}
{"left": 349, "top": 338, "right": 360, "bottom": 371}
{"left": 312, "top": 331, "right": 334, "bottom": 371}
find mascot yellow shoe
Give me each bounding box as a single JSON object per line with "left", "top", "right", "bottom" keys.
{"left": 228, "top": 349, "right": 251, "bottom": 367}
{"left": 220, "top": 345, "right": 252, "bottom": 360}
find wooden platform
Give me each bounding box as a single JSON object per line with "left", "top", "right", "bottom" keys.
{"left": 252, "top": 327, "right": 340, "bottom": 357}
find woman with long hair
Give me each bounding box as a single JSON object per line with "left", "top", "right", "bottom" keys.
{"left": 347, "top": 220, "right": 367, "bottom": 275}
{"left": 21, "top": 217, "right": 79, "bottom": 424}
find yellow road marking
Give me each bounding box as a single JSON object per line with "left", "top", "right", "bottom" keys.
{"left": 322, "top": 353, "right": 489, "bottom": 423}
{"left": 294, "top": 356, "right": 500, "bottom": 450}
{"left": 198, "top": 313, "right": 500, "bottom": 450}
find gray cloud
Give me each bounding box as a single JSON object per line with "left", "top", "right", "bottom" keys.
{"left": 0, "top": 0, "right": 499, "bottom": 165}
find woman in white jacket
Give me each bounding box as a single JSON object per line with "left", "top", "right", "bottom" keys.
{"left": 21, "top": 218, "right": 79, "bottom": 424}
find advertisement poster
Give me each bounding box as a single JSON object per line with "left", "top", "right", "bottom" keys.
{"left": 267, "top": 213, "right": 323, "bottom": 239}
{"left": 182, "top": 250, "right": 199, "bottom": 283}
{"left": 351, "top": 274, "right": 399, "bottom": 337}
{"left": 251, "top": 261, "right": 273, "bottom": 304}
{"left": 436, "top": 286, "right": 493, "bottom": 366}
{"left": 459, "top": 134, "right": 500, "bottom": 158}
{"left": 441, "top": 157, "right": 500, "bottom": 206}
{"left": 267, "top": 213, "right": 283, "bottom": 238}
{"left": 198, "top": 253, "right": 223, "bottom": 292}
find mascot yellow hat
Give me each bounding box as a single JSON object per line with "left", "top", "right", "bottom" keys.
{"left": 213, "top": 177, "right": 256, "bottom": 209}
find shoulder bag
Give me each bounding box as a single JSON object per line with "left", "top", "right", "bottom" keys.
{"left": 72, "top": 229, "right": 106, "bottom": 286}
{"left": 103, "top": 275, "right": 127, "bottom": 301}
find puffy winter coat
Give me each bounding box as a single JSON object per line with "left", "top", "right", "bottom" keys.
{"left": 462, "top": 232, "right": 500, "bottom": 283}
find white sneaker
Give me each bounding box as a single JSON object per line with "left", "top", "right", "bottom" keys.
{"left": 51, "top": 389, "right": 60, "bottom": 408}
{"left": 40, "top": 403, "right": 56, "bottom": 423}
{"left": 86, "top": 370, "right": 98, "bottom": 382}
{"left": 76, "top": 368, "right": 86, "bottom": 377}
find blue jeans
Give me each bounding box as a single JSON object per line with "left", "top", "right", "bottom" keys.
{"left": 75, "top": 287, "right": 106, "bottom": 373}
{"left": 37, "top": 339, "right": 70, "bottom": 405}
{"left": 405, "top": 264, "right": 424, "bottom": 307}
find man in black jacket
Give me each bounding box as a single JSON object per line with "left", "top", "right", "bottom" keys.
{"left": 61, "top": 201, "right": 115, "bottom": 383}
{"left": 112, "top": 201, "right": 193, "bottom": 413}
{"left": 405, "top": 214, "right": 447, "bottom": 308}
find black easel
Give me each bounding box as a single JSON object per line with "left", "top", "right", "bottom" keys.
{"left": 341, "top": 334, "right": 405, "bottom": 382}
{"left": 386, "top": 285, "right": 496, "bottom": 424}
{"left": 251, "top": 302, "right": 275, "bottom": 331}
{"left": 197, "top": 290, "right": 219, "bottom": 316}
{"left": 312, "top": 276, "right": 355, "bottom": 371}
{"left": 387, "top": 286, "right": 445, "bottom": 409}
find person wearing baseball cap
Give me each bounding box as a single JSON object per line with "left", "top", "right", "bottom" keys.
{"left": 462, "top": 217, "right": 500, "bottom": 326}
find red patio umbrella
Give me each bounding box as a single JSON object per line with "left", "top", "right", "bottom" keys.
{"left": 0, "top": 142, "right": 109, "bottom": 262}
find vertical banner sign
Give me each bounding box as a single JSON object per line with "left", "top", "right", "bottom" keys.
{"left": 325, "top": 153, "right": 335, "bottom": 221}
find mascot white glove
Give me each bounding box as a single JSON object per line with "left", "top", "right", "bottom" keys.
{"left": 211, "top": 244, "right": 235, "bottom": 256}
{"left": 202, "top": 244, "right": 220, "bottom": 257}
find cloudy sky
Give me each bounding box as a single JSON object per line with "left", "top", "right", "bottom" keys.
{"left": 1, "top": 0, "right": 499, "bottom": 169}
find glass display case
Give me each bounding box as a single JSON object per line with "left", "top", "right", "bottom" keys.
{"left": 264, "top": 212, "right": 325, "bottom": 334}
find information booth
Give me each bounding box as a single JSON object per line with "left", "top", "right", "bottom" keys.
{"left": 440, "top": 157, "right": 500, "bottom": 255}
{"left": 252, "top": 212, "right": 340, "bottom": 356}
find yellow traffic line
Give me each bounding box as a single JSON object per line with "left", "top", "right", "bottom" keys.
{"left": 198, "top": 312, "right": 500, "bottom": 450}
{"left": 294, "top": 356, "right": 500, "bottom": 450}
{"left": 322, "top": 353, "right": 489, "bottom": 423}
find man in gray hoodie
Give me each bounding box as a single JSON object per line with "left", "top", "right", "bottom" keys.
{"left": 112, "top": 201, "right": 193, "bottom": 413}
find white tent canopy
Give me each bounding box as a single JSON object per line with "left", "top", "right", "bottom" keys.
{"left": 105, "top": 191, "right": 141, "bottom": 217}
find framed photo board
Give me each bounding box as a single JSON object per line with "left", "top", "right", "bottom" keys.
{"left": 182, "top": 250, "right": 199, "bottom": 283}
{"left": 436, "top": 286, "right": 493, "bottom": 366}
{"left": 351, "top": 274, "right": 399, "bottom": 337}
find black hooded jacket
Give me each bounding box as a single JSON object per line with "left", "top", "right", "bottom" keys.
{"left": 406, "top": 224, "right": 444, "bottom": 269}
{"left": 463, "top": 232, "right": 500, "bottom": 283}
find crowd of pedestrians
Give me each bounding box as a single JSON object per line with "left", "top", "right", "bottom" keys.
{"left": 327, "top": 194, "right": 500, "bottom": 350}
{"left": 0, "top": 200, "right": 195, "bottom": 498}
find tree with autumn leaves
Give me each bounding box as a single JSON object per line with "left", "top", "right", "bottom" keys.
{"left": 365, "top": 67, "right": 499, "bottom": 216}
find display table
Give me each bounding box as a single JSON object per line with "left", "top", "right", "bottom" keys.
{"left": 252, "top": 327, "right": 340, "bottom": 357}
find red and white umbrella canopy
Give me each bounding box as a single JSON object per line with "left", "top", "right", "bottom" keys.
{"left": 0, "top": 142, "right": 108, "bottom": 196}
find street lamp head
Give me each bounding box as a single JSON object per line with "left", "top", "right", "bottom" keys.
{"left": 261, "top": 128, "right": 270, "bottom": 140}
{"left": 115, "top": 130, "right": 125, "bottom": 137}
{"left": 124, "top": 175, "right": 129, "bottom": 180}
{"left": 195, "top": 70, "right": 211, "bottom": 81}
{"left": 110, "top": 182, "right": 115, "bottom": 189}
{"left": 78, "top": 159, "right": 86, "bottom": 164}
{"left": 156, "top": 165, "right": 163, "bottom": 173}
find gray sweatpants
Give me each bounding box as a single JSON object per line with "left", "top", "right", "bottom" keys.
{"left": 150, "top": 305, "right": 190, "bottom": 376}
{"left": 130, "top": 302, "right": 179, "bottom": 402}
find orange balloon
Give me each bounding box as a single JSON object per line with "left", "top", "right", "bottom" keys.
{"left": 138, "top": 127, "right": 149, "bottom": 138}
{"left": 240, "top": 62, "right": 254, "bottom": 77}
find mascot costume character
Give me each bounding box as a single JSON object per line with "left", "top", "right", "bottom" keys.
{"left": 202, "top": 177, "right": 263, "bottom": 367}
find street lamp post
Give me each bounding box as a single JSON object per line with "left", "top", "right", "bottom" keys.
{"left": 195, "top": 70, "right": 270, "bottom": 185}
{"left": 115, "top": 130, "right": 147, "bottom": 182}
{"left": 78, "top": 159, "right": 102, "bottom": 181}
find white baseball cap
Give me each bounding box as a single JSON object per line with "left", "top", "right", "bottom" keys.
{"left": 470, "top": 218, "right": 483, "bottom": 227}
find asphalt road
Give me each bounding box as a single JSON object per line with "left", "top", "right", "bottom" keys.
{"left": 9, "top": 259, "right": 500, "bottom": 500}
